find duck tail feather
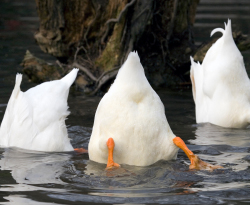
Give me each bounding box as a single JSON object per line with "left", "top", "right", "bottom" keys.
{"left": 61, "top": 68, "right": 79, "bottom": 87}
{"left": 210, "top": 28, "right": 225, "bottom": 37}
{"left": 13, "top": 73, "right": 22, "bottom": 98}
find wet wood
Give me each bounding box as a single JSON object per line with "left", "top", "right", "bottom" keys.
{"left": 21, "top": 50, "right": 64, "bottom": 83}
{"left": 29, "top": 0, "right": 202, "bottom": 94}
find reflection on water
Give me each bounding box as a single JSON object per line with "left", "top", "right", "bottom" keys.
{"left": 0, "top": 148, "right": 70, "bottom": 204}
{"left": 189, "top": 123, "right": 250, "bottom": 171}
{"left": 0, "top": 195, "right": 63, "bottom": 205}
{"left": 193, "top": 181, "right": 250, "bottom": 192}
{"left": 190, "top": 123, "right": 250, "bottom": 147}
{"left": 0, "top": 148, "right": 70, "bottom": 184}
{"left": 0, "top": 148, "right": 71, "bottom": 204}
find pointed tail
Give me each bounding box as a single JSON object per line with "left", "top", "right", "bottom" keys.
{"left": 13, "top": 73, "right": 22, "bottom": 98}
{"left": 190, "top": 57, "right": 203, "bottom": 104}
{"left": 190, "top": 57, "right": 196, "bottom": 103}
{"left": 60, "top": 68, "right": 79, "bottom": 87}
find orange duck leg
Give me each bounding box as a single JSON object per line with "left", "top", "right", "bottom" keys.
{"left": 173, "top": 137, "right": 223, "bottom": 170}
{"left": 106, "top": 138, "right": 120, "bottom": 169}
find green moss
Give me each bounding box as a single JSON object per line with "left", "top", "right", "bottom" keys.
{"left": 95, "top": 4, "right": 126, "bottom": 71}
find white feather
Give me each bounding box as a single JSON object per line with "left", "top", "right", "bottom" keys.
{"left": 88, "top": 52, "right": 179, "bottom": 166}
{"left": 0, "top": 68, "right": 79, "bottom": 151}
{"left": 190, "top": 19, "right": 250, "bottom": 128}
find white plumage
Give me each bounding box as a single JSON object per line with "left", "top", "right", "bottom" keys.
{"left": 88, "top": 51, "right": 179, "bottom": 166}
{"left": 190, "top": 19, "right": 250, "bottom": 128}
{"left": 0, "top": 68, "right": 79, "bottom": 151}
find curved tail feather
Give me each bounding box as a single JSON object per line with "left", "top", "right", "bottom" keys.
{"left": 210, "top": 19, "right": 232, "bottom": 42}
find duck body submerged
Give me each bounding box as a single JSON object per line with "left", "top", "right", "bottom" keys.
{"left": 89, "top": 52, "right": 178, "bottom": 166}
{"left": 0, "top": 69, "right": 79, "bottom": 151}
{"left": 190, "top": 19, "right": 250, "bottom": 128}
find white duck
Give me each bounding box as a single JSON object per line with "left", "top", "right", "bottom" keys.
{"left": 190, "top": 19, "right": 250, "bottom": 128}
{"left": 0, "top": 69, "right": 79, "bottom": 151}
{"left": 88, "top": 51, "right": 220, "bottom": 170}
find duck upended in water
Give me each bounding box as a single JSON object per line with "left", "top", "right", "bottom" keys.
{"left": 0, "top": 69, "right": 79, "bottom": 151}
{"left": 190, "top": 19, "right": 250, "bottom": 128}
{"left": 88, "top": 51, "right": 221, "bottom": 170}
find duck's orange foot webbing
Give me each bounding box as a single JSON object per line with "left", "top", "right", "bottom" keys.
{"left": 74, "top": 148, "right": 88, "bottom": 154}
{"left": 106, "top": 138, "right": 120, "bottom": 170}
{"left": 173, "top": 137, "right": 223, "bottom": 171}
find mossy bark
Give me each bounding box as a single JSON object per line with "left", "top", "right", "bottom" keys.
{"left": 21, "top": 50, "right": 64, "bottom": 83}
{"left": 30, "top": 0, "right": 201, "bottom": 93}
{"left": 95, "top": 1, "right": 127, "bottom": 71}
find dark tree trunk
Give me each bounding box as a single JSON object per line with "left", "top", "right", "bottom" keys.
{"left": 25, "top": 0, "right": 200, "bottom": 94}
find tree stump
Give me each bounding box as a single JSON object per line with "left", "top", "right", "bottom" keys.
{"left": 32, "top": 0, "right": 200, "bottom": 93}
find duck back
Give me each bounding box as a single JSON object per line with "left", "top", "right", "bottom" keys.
{"left": 89, "top": 52, "right": 178, "bottom": 166}
{"left": 190, "top": 20, "right": 250, "bottom": 128}
{"left": 0, "top": 69, "right": 78, "bottom": 151}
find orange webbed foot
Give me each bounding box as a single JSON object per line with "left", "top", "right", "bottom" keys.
{"left": 106, "top": 138, "right": 120, "bottom": 170}
{"left": 189, "top": 154, "right": 223, "bottom": 171}
{"left": 74, "top": 148, "right": 88, "bottom": 154}
{"left": 106, "top": 162, "right": 120, "bottom": 170}
{"left": 173, "top": 137, "right": 223, "bottom": 171}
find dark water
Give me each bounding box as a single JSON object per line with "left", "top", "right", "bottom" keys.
{"left": 0, "top": 0, "right": 250, "bottom": 204}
